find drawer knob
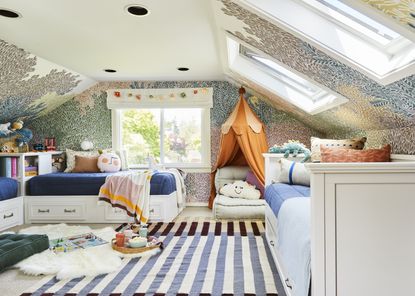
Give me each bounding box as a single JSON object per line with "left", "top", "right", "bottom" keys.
{"left": 38, "top": 209, "right": 50, "bottom": 213}
{"left": 3, "top": 213, "right": 14, "bottom": 219}
{"left": 64, "top": 209, "right": 76, "bottom": 213}
{"left": 150, "top": 209, "right": 155, "bottom": 214}
{"left": 270, "top": 240, "right": 275, "bottom": 246}
{"left": 285, "top": 278, "right": 293, "bottom": 289}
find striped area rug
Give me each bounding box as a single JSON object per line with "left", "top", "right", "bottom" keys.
{"left": 22, "top": 220, "right": 285, "bottom": 296}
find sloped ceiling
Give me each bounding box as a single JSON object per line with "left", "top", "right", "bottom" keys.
{"left": 213, "top": 0, "right": 415, "bottom": 135}
{"left": 0, "top": 39, "right": 96, "bottom": 123}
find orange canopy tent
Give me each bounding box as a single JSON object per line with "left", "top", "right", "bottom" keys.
{"left": 209, "top": 87, "right": 269, "bottom": 208}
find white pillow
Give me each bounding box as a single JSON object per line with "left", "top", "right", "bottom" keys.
{"left": 219, "top": 180, "right": 261, "bottom": 200}
{"left": 97, "top": 153, "right": 121, "bottom": 173}
{"left": 65, "top": 149, "right": 99, "bottom": 173}
{"left": 278, "top": 158, "right": 310, "bottom": 186}
{"left": 103, "top": 149, "right": 129, "bottom": 170}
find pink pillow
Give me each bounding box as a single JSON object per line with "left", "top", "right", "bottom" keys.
{"left": 246, "top": 171, "right": 264, "bottom": 197}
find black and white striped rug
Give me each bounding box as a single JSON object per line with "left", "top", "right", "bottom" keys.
{"left": 21, "top": 220, "right": 285, "bottom": 296}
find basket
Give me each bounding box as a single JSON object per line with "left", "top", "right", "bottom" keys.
{"left": 111, "top": 236, "right": 163, "bottom": 254}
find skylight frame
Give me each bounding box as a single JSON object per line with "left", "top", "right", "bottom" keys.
{"left": 225, "top": 35, "right": 348, "bottom": 114}
{"left": 233, "top": 0, "right": 415, "bottom": 85}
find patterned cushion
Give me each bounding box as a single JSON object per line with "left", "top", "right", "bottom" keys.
{"left": 0, "top": 234, "right": 49, "bottom": 272}
{"left": 320, "top": 144, "right": 391, "bottom": 163}
{"left": 64, "top": 149, "right": 100, "bottom": 173}
{"left": 311, "top": 137, "right": 367, "bottom": 162}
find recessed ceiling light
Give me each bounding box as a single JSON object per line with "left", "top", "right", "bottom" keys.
{"left": 0, "top": 9, "right": 21, "bottom": 18}
{"left": 104, "top": 69, "right": 117, "bottom": 73}
{"left": 177, "top": 67, "right": 190, "bottom": 72}
{"left": 126, "top": 5, "right": 149, "bottom": 17}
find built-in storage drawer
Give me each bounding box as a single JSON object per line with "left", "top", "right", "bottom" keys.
{"left": 104, "top": 205, "right": 128, "bottom": 221}
{"left": 27, "top": 201, "right": 86, "bottom": 221}
{"left": 149, "top": 203, "right": 163, "bottom": 221}
{"left": 0, "top": 204, "right": 20, "bottom": 230}
{"left": 0, "top": 197, "right": 23, "bottom": 231}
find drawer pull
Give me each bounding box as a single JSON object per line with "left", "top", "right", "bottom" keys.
{"left": 3, "top": 213, "right": 14, "bottom": 219}
{"left": 285, "top": 278, "right": 293, "bottom": 289}
{"left": 38, "top": 209, "right": 50, "bottom": 213}
{"left": 149, "top": 209, "right": 155, "bottom": 214}
{"left": 64, "top": 209, "right": 76, "bottom": 213}
{"left": 270, "top": 240, "right": 275, "bottom": 246}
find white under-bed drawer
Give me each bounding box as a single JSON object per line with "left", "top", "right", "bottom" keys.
{"left": 0, "top": 197, "right": 24, "bottom": 231}
{"left": 27, "top": 201, "right": 86, "bottom": 221}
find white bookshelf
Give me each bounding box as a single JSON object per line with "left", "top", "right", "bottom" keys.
{"left": 0, "top": 151, "right": 62, "bottom": 196}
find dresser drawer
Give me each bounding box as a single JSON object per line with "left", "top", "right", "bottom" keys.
{"left": 28, "top": 202, "right": 86, "bottom": 221}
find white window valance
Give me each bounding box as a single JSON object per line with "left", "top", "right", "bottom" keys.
{"left": 106, "top": 87, "right": 213, "bottom": 109}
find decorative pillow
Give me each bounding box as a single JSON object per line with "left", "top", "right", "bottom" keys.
{"left": 245, "top": 171, "right": 264, "bottom": 197}
{"left": 219, "top": 180, "right": 261, "bottom": 200}
{"left": 97, "top": 153, "right": 121, "bottom": 173}
{"left": 311, "top": 137, "right": 367, "bottom": 162}
{"left": 64, "top": 149, "right": 100, "bottom": 172}
{"left": 278, "top": 158, "right": 310, "bottom": 186}
{"left": 72, "top": 155, "right": 100, "bottom": 173}
{"left": 103, "top": 149, "right": 129, "bottom": 170}
{"left": 320, "top": 144, "right": 391, "bottom": 163}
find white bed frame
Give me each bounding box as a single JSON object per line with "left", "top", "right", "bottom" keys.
{"left": 264, "top": 153, "right": 415, "bottom": 296}
{"left": 24, "top": 192, "right": 179, "bottom": 224}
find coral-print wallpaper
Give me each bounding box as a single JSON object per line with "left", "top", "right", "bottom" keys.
{"left": 0, "top": 39, "right": 95, "bottom": 124}
{"left": 214, "top": 0, "right": 415, "bottom": 153}
{"left": 29, "top": 81, "right": 321, "bottom": 203}
{"left": 361, "top": 0, "right": 415, "bottom": 32}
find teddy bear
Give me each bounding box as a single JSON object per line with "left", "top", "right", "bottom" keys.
{"left": 219, "top": 180, "right": 261, "bottom": 200}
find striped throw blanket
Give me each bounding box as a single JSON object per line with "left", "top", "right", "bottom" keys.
{"left": 22, "top": 220, "right": 285, "bottom": 296}
{"left": 99, "top": 171, "right": 152, "bottom": 223}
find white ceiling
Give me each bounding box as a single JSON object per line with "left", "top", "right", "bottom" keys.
{"left": 0, "top": 0, "right": 224, "bottom": 81}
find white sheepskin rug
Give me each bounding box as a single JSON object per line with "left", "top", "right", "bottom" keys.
{"left": 15, "top": 224, "right": 160, "bottom": 280}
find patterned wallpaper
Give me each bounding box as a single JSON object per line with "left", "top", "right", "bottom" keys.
{"left": 215, "top": 0, "right": 415, "bottom": 151}
{"left": 0, "top": 39, "right": 95, "bottom": 124}
{"left": 30, "top": 80, "right": 321, "bottom": 203}
{"left": 361, "top": 0, "right": 415, "bottom": 31}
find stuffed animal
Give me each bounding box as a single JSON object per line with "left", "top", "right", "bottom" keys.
{"left": 11, "top": 120, "right": 23, "bottom": 131}
{"left": 268, "top": 140, "right": 311, "bottom": 162}
{"left": 97, "top": 153, "right": 121, "bottom": 173}
{"left": 0, "top": 122, "right": 12, "bottom": 137}
{"left": 220, "top": 180, "right": 261, "bottom": 200}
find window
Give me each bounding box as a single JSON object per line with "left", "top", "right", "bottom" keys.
{"left": 118, "top": 108, "right": 208, "bottom": 168}
{"left": 237, "top": 0, "right": 415, "bottom": 84}
{"left": 227, "top": 36, "right": 348, "bottom": 114}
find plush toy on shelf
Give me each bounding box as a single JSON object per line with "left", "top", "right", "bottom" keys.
{"left": 269, "top": 140, "right": 311, "bottom": 162}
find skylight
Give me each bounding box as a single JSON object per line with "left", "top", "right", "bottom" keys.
{"left": 226, "top": 36, "right": 348, "bottom": 114}
{"left": 241, "top": 46, "right": 322, "bottom": 99}
{"left": 307, "top": 0, "right": 400, "bottom": 46}
{"left": 237, "top": 0, "right": 415, "bottom": 85}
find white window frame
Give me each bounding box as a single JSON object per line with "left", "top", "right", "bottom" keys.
{"left": 112, "top": 107, "right": 211, "bottom": 173}
{"left": 225, "top": 35, "right": 348, "bottom": 114}
{"left": 232, "top": 0, "right": 415, "bottom": 85}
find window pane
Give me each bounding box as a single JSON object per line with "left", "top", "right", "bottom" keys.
{"left": 163, "top": 108, "right": 202, "bottom": 164}
{"left": 121, "top": 109, "right": 160, "bottom": 166}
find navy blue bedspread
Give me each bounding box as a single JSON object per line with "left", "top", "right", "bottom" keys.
{"left": 28, "top": 172, "right": 176, "bottom": 196}
{"left": 0, "top": 177, "right": 18, "bottom": 201}
{"left": 265, "top": 183, "right": 310, "bottom": 217}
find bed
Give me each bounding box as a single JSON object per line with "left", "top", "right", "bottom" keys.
{"left": 0, "top": 177, "right": 23, "bottom": 231}
{"left": 28, "top": 171, "right": 176, "bottom": 196}
{"left": 25, "top": 171, "right": 182, "bottom": 224}
{"left": 264, "top": 153, "right": 415, "bottom": 296}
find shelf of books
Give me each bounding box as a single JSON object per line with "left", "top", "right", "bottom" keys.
{"left": 0, "top": 152, "right": 62, "bottom": 196}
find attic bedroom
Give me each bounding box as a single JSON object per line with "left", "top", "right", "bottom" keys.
{"left": 0, "top": 1, "right": 414, "bottom": 295}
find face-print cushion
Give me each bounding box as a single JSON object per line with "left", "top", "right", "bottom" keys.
{"left": 219, "top": 180, "right": 261, "bottom": 200}
{"left": 97, "top": 153, "right": 121, "bottom": 173}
